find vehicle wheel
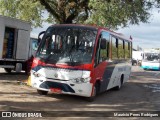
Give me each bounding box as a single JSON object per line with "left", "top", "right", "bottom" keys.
{"left": 37, "top": 89, "right": 48, "bottom": 95}
{"left": 138, "top": 62, "right": 141, "bottom": 66}
{"left": 86, "top": 82, "right": 100, "bottom": 102}
{"left": 86, "top": 86, "right": 96, "bottom": 102}
{"left": 114, "top": 76, "right": 123, "bottom": 90}
{"left": 4, "top": 68, "right": 12, "bottom": 73}
{"left": 134, "top": 62, "right": 137, "bottom": 66}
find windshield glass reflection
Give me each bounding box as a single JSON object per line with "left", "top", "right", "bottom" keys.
{"left": 36, "top": 27, "right": 97, "bottom": 65}
{"left": 144, "top": 53, "right": 160, "bottom": 61}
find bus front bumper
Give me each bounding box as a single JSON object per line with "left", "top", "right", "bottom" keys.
{"left": 31, "top": 75, "right": 93, "bottom": 97}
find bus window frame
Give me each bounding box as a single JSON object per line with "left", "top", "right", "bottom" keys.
{"left": 111, "top": 36, "right": 118, "bottom": 60}
{"left": 94, "top": 31, "right": 110, "bottom": 67}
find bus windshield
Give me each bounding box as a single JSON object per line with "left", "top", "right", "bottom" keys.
{"left": 36, "top": 26, "right": 97, "bottom": 65}
{"left": 144, "top": 53, "right": 160, "bottom": 61}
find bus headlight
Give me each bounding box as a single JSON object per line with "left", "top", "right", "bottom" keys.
{"left": 33, "top": 72, "right": 42, "bottom": 78}
{"left": 71, "top": 77, "right": 91, "bottom": 84}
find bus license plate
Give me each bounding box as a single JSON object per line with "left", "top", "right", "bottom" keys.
{"left": 50, "top": 88, "right": 62, "bottom": 93}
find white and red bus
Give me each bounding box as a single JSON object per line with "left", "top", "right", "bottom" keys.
{"left": 31, "top": 24, "right": 132, "bottom": 101}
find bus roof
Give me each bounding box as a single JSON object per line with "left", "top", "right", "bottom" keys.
{"left": 50, "top": 24, "right": 132, "bottom": 42}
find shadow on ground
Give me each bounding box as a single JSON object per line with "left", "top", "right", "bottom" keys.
{"left": 0, "top": 67, "right": 160, "bottom": 113}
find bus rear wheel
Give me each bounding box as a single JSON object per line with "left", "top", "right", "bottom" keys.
{"left": 115, "top": 75, "right": 123, "bottom": 90}
{"left": 37, "top": 89, "right": 48, "bottom": 95}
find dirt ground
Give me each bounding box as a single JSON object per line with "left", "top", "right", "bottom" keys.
{"left": 0, "top": 66, "right": 160, "bottom": 119}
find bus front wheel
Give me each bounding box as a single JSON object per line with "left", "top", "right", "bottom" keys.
{"left": 86, "top": 83, "right": 99, "bottom": 102}
{"left": 86, "top": 86, "right": 96, "bottom": 102}
{"left": 37, "top": 89, "right": 48, "bottom": 95}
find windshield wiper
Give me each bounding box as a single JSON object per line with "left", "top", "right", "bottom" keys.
{"left": 65, "top": 45, "right": 75, "bottom": 66}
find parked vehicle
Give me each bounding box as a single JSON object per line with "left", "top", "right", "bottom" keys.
{"left": 132, "top": 58, "right": 137, "bottom": 66}
{"left": 141, "top": 52, "right": 160, "bottom": 70}
{"left": 132, "top": 51, "right": 143, "bottom": 66}
{"left": 31, "top": 24, "right": 132, "bottom": 101}
{"left": 0, "top": 15, "right": 32, "bottom": 74}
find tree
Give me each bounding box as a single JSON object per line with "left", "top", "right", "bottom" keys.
{"left": 0, "top": 0, "right": 160, "bottom": 29}
{"left": 38, "top": 0, "right": 90, "bottom": 24}
{"left": 0, "top": 0, "right": 44, "bottom": 27}
{"left": 87, "top": 0, "right": 151, "bottom": 29}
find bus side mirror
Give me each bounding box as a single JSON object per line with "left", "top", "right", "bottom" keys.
{"left": 38, "top": 31, "right": 45, "bottom": 44}
{"left": 100, "top": 38, "right": 106, "bottom": 49}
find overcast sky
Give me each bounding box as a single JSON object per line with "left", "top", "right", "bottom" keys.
{"left": 31, "top": 8, "right": 160, "bottom": 49}
{"left": 116, "top": 8, "right": 160, "bottom": 49}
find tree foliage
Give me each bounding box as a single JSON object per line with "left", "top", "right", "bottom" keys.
{"left": 0, "top": 0, "right": 159, "bottom": 29}
{"left": 87, "top": 0, "right": 150, "bottom": 29}
{"left": 87, "top": 0, "right": 160, "bottom": 29}
{"left": 0, "top": 0, "right": 44, "bottom": 27}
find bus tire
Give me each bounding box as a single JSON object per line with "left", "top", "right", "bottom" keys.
{"left": 86, "top": 86, "right": 96, "bottom": 102}
{"left": 37, "top": 89, "right": 48, "bottom": 95}
{"left": 86, "top": 82, "right": 99, "bottom": 102}
{"left": 4, "top": 68, "right": 12, "bottom": 73}
{"left": 115, "top": 75, "right": 123, "bottom": 90}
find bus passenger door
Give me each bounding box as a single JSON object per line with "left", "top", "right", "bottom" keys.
{"left": 93, "top": 31, "right": 111, "bottom": 93}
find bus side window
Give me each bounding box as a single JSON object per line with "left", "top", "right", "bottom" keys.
{"left": 125, "top": 41, "right": 130, "bottom": 59}
{"left": 111, "top": 37, "right": 118, "bottom": 59}
{"left": 118, "top": 39, "right": 124, "bottom": 59}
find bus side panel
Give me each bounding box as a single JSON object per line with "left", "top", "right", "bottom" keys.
{"left": 92, "top": 61, "right": 113, "bottom": 93}
{"left": 99, "top": 62, "right": 115, "bottom": 92}
{"left": 91, "top": 61, "right": 107, "bottom": 82}
{"left": 141, "top": 61, "right": 160, "bottom": 70}
{"left": 106, "top": 61, "right": 131, "bottom": 90}
{"left": 93, "top": 60, "right": 131, "bottom": 93}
